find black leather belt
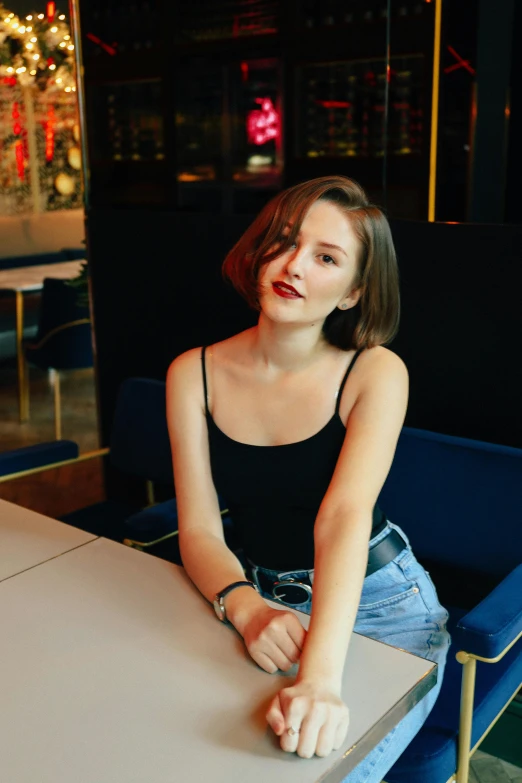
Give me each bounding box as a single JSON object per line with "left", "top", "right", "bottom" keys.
{"left": 255, "top": 528, "right": 408, "bottom": 606}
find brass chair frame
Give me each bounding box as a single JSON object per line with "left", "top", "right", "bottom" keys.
{"left": 382, "top": 635, "right": 522, "bottom": 783}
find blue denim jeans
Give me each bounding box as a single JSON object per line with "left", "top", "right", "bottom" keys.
{"left": 248, "top": 520, "right": 451, "bottom": 783}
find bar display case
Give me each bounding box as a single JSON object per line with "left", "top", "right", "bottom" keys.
{"left": 92, "top": 79, "right": 164, "bottom": 163}
{"left": 297, "top": 56, "right": 423, "bottom": 160}
{"left": 176, "top": 57, "right": 282, "bottom": 212}
{"left": 175, "top": 0, "right": 279, "bottom": 43}
{"left": 79, "top": 0, "right": 443, "bottom": 218}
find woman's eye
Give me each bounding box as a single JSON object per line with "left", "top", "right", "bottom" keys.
{"left": 321, "top": 254, "right": 336, "bottom": 265}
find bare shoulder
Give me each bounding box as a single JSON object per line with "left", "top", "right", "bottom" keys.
{"left": 166, "top": 346, "right": 204, "bottom": 391}
{"left": 355, "top": 345, "right": 408, "bottom": 386}
{"left": 340, "top": 346, "right": 408, "bottom": 412}
{"left": 166, "top": 329, "right": 253, "bottom": 397}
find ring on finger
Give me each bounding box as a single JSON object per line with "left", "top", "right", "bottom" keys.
{"left": 287, "top": 726, "right": 300, "bottom": 736}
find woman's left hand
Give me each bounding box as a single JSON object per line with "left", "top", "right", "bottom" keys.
{"left": 266, "top": 679, "right": 350, "bottom": 758}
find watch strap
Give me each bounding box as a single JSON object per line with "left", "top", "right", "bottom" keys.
{"left": 217, "top": 580, "right": 257, "bottom": 602}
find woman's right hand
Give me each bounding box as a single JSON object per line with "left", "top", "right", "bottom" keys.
{"left": 227, "top": 589, "right": 307, "bottom": 673}
{"left": 242, "top": 606, "right": 307, "bottom": 673}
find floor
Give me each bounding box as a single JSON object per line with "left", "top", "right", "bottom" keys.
{"left": 470, "top": 750, "right": 522, "bottom": 783}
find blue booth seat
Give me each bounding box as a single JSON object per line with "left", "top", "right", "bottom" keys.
{"left": 60, "top": 247, "right": 87, "bottom": 260}
{"left": 0, "top": 250, "right": 69, "bottom": 273}
{"left": 0, "top": 440, "right": 79, "bottom": 477}
{"left": 379, "top": 427, "right": 522, "bottom": 783}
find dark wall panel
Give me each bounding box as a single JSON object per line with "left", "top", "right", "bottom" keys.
{"left": 87, "top": 211, "right": 522, "bottom": 457}
{"left": 87, "top": 210, "right": 256, "bottom": 443}
{"left": 389, "top": 220, "right": 522, "bottom": 448}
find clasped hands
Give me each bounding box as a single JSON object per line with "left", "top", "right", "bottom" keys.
{"left": 239, "top": 604, "right": 349, "bottom": 759}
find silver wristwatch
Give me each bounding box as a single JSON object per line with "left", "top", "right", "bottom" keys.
{"left": 213, "top": 580, "right": 259, "bottom": 622}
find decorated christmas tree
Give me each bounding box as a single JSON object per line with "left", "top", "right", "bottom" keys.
{"left": 0, "top": 2, "right": 81, "bottom": 214}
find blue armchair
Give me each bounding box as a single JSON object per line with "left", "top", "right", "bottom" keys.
{"left": 24, "top": 277, "right": 93, "bottom": 439}
{"left": 59, "top": 377, "right": 237, "bottom": 559}
{"left": 378, "top": 427, "right": 522, "bottom": 783}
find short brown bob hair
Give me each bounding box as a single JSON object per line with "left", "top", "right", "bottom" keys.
{"left": 222, "top": 175, "right": 400, "bottom": 350}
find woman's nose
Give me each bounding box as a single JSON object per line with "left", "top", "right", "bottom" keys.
{"left": 284, "top": 246, "right": 306, "bottom": 277}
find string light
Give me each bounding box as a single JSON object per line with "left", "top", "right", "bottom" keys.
{"left": 1, "top": 5, "right": 76, "bottom": 94}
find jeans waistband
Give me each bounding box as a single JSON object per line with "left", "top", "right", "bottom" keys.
{"left": 248, "top": 520, "right": 410, "bottom": 606}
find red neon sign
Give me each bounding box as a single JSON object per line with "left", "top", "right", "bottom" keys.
{"left": 246, "top": 97, "right": 279, "bottom": 146}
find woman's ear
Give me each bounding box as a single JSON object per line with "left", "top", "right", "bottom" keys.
{"left": 337, "top": 287, "right": 362, "bottom": 311}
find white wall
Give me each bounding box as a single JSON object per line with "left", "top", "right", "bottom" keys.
{"left": 0, "top": 209, "right": 85, "bottom": 259}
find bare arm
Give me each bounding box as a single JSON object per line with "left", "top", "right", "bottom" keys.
{"left": 299, "top": 349, "right": 408, "bottom": 686}
{"left": 266, "top": 347, "right": 409, "bottom": 756}
{"left": 166, "top": 350, "right": 262, "bottom": 620}
{"left": 166, "top": 349, "right": 305, "bottom": 660}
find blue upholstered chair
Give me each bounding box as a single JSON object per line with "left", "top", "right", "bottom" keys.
{"left": 0, "top": 440, "right": 79, "bottom": 478}
{"left": 59, "top": 377, "right": 237, "bottom": 561}
{"left": 0, "top": 378, "right": 235, "bottom": 560}
{"left": 24, "top": 277, "right": 93, "bottom": 439}
{"left": 378, "top": 427, "right": 522, "bottom": 783}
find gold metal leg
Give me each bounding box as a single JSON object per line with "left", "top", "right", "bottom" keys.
{"left": 456, "top": 652, "right": 477, "bottom": 783}
{"left": 146, "top": 480, "right": 155, "bottom": 506}
{"left": 52, "top": 369, "right": 62, "bottom": 440}
{"left": 16, "top": 290, "right": 29, "bottom": 422}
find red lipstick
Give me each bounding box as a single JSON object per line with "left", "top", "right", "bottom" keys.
{"left": 272, "top": 281, "right": 302, "bottom": 299}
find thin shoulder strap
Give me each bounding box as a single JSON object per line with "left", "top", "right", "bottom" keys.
{"left": 201, "top": 346, "right": 210, "bottom": 415}
{"left": 335, "top": 348, "right": 364, "bottom": 414}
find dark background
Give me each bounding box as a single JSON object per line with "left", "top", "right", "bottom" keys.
{"left": 9, "top": 0, "right": 519, "bottom": 499}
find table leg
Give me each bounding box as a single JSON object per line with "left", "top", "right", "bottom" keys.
{"left": 15, "top": 290, "right": 29, "bottom": 423}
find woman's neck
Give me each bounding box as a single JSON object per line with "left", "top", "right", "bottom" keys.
{"left": 248, "top": 315, "right": 336, "bottom": 374}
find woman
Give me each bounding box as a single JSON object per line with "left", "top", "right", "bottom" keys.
{"left": 166, "top": 176, "right": 450, "bottom": 782}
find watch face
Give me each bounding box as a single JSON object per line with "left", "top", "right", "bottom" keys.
{"left": 213, "top": 598, "right": 226, "bottom": 622}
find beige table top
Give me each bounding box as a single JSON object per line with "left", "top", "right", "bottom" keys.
{"left": 0, "top": 533, "right": 436, "bottom": 783}
{"left": 0, "top": 499, "right": 96, "bottom": 581}
{"left": 0, "top": 259, "right": 84, "bottom": 292}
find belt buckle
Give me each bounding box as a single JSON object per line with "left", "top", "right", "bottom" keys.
{"left": 272, "top": 578, "right": 312, "bottom": 605}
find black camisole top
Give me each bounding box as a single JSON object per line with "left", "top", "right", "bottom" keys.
{"left": 203, "top": 346, "right": 386, "bottom": 571}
